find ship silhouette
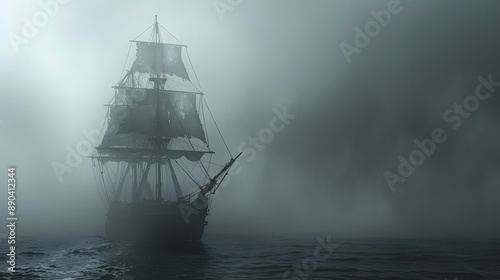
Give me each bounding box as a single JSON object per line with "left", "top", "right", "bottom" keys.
{"left": 90, "top": 16, "right": 239, "bottom": 241}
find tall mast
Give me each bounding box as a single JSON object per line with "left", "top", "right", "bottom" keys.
{"left": 154, "top": 15, "right": 159, "bottom": 42}
{"left": 153, "top": 15, "right": 164, "bottom": 202}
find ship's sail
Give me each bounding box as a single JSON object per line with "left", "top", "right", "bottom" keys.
{"left": 131, "top": 41, "right": 190, "bottom": 81}
{"left": 116, "top": 88, "right": 206, "bottom": 143}
{"left": 96, "top": 89, "right": 209, "bottom": 162}
{"left": 99, "top": 102, "right": 149, "bottom": 149}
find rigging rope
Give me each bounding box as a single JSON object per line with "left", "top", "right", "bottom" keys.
{"left": 185, "top": 49, "right": 203, "bottom": 92}
{"left": 133, "top": 23, "right": 155, "bottom": 41}
{"left": 158, "top": 23, "right": 184, "bottom": 45}
{"left": 91, "top": 160, "right": 107, "bottom": 207}
{"left": 202, "top": 96, "right": 233, "bottom": 158}
{"left": 175, "top": 160, "right": 201, "bottom": 189}
{"left": 118, "top": 42, "right": 133, "bottom": 83}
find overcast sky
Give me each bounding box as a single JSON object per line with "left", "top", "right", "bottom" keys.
{"left": 1, "top": 0, "right": 499, "bottom": 238}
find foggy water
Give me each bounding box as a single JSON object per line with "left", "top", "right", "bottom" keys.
{"left": 1, "top": 236, "right": 499, "bottom": 279}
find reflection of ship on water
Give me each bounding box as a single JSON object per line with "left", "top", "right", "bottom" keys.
{"left": 90, "top": 16, "right": 239, "bottom": 242}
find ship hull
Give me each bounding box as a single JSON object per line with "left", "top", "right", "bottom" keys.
{"left": 105, "top": 198, "right": 209, "bottom": 242}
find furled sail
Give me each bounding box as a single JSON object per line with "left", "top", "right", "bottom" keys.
{"left": 130, "top": 41, "right": 190, "bottom": 81}
{"left": 117, "top": 88, "right": 207, "bottom": 143}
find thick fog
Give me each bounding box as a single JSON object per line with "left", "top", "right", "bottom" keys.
{"left": 1, "top": 0, "right": 499, "bottom": 238}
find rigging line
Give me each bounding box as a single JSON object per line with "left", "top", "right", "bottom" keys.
{"left": 175, "top": 138, "right": 207, "bottom": 150}
{"left": 212, "top": 170, "right": 230, "bottom": 194}
{"left": 182, "top": 139, "right": 207, "bottom": 150}
{"left": 171, "top": 139, "right": 187, "bottom": 150}
{"left": 133, "top": 23, "right": 155, "bottom": 41}
{"left": 166, "top": 77, "right": 197, "bottom": 92}
{"left": 97, "top": 167, "right": 109, "bottom": 205}
{"left": 207, "top": 153, "right": 213, "bottom": 175}
{"left": 197, "top": 163, "right": 210, "bottom": 185}
{"left": 94, "top": 165, "right": 108, "bottom": 207}
{"left": 134, "top": 162, "right": 143, "bottom": 200}
{"left": 185, "top": 49, "right": 203, "bottom": 92}
{"left": 107, "top": 93, "right": 115, "bottom": 104}
{"left": 168, "top": 78, "right": 195, "bottom": 90}
{"left": 200, "top": 105, "right": 214, "bottom": 173}
{"left": 98, "top": 161, "right": 112, "bottom": 205}
{"left": 180, "top": 162, "right": 214, "bottom": 192}
{"left": 181, "top": 189, "right": 197, "bottom": 201}
{"left": 167, "top": 96, "right": 210, "bottom": 177}
{"left": 112, "top": 162, "right": 125, "bottom": 196}
{"left": 105, "top": 168, "right": 116, "bottom": 203}
{"left": 175, "top": 160, "right": 201, "bottom": 189}
{"left": 137, "top": 161, "right": 150, "bottom": 200}
{"left": 109, "top": 163, "right": 120, "bottom": 196}
{"left": 177, "top": 140, "right": 190, "bottom": 150}
{"left": 208, "top": 165, "right": 225, "bottom": 177}
{"left": 157, "top": 24, "right": 163, "bottom": 43}
{"left": 92, "top": 161, "right": 107, "bottom": 207}
{"left": 185, "top": 164, "right": 223, "bottom": 192}
{"left": 177, "top": 159, "right": 199, "bottom": 188}
{"left": 100, "top": 162, "right": 111, "bottom": 195}
{"left": 184, "top": 179, "right": 204, "bottom": 195}
{"left": 200, "top": 101, "right": 213, "bottom": 170}
{"left": 188, "top": 81, "right": 201, "bottom": 93}
{"left": 158, "top": 23, "right": 184, "bottom": 45}
{"left": 188, "top": 159, "right": 200, "bottom": 174}
{"left": 201, "top": 98, "right": 210, "bottom": 147}
{"left": 118, "top": 42, "right": 133, "bottom": 83}
{"left": 103, "top": 165, "right": 115, "bottom": 200}
{"left": 203, "top": 96, "right": 233, "bottom": 157}
{"left": 200, "top": 159, "right": 224, "bottom": 167}
{"left": 149, "top": 30, "right": 154, "bottom": 42}
{"left": 174, "top": 165, "right": 190, "bottom": 190}
{"left": 96, "top": 107, "right": 107, "bottom": 146}
{"left": 149, "top": 22, "right": 157, "bottom": 42}
{"left": 109, "top": 161, "right": 119, "bottom": 184}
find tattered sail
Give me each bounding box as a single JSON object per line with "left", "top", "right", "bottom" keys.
{"left": 97, "top": 86, "right": 208, "bottom": 162}
{"left": 116, "top": 89, "right": 206, "bottom": 143}
{"left": 97, "top": 91, "right": 147, "bottom": 149}
{"left": 131, "top": 41, "right": 190, "bottom": 81}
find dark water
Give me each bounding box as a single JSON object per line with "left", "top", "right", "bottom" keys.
{"left": 1, "top": 235, "right": 499, "bottom": 279}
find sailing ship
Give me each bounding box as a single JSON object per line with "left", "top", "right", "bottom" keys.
{"left": 91, "top": 16, "right": 240, "bottom": 241}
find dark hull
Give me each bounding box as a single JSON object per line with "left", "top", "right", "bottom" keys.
{"left": 105, "top": 197, "right": 209, "bottom": 241}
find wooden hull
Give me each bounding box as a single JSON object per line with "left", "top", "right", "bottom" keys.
{"left": 105, "top": 198, "right": 209, "bottom": 242}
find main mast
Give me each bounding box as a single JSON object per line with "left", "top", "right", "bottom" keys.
{"left": 152, "top": 15, "right": 165, "bottom": 202}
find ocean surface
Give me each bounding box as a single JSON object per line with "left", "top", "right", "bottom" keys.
{"left": 1, "top": 235, "right": 499, "bottom": 279}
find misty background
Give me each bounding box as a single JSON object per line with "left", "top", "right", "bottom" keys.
{"left": 0, "top": 0, "right": 499, "bottom": 239}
